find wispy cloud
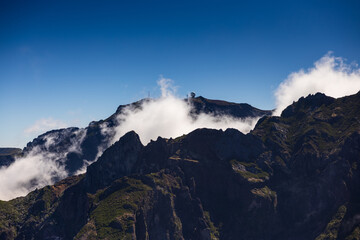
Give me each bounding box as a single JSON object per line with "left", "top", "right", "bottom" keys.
{"left": 24, "top": 118, "right": 68, "bottom": 135}
{"left": 158, "top": 77, "right": 178, "bottom": 97}
{"left": 274, "top": 52, "right": 360, "bottom": 115}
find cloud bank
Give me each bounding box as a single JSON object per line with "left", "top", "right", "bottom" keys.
{"left": 0, "top": 128, "right": 86, "bottom": 200}
{"left": 107, "top": 78, "right": 260, "bottom": 146}
{"left": 274, "top": 52, "right": 360, "bottom": 115}
{"left": 0, "top": 147, "right": 67, "bottom": 200}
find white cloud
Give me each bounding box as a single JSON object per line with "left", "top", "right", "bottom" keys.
{"left": 0, "top": 147, "right": 67, "bottom": 200}
{"left": 0, "top": 128, "right": 86, "bottom": 201}
{"left": 24, "top": 118, "right": 68, "bottom": 134}
{"left": 274, "top": 52, "right": 360, "bottom": 115}
{"left": 105, "top": 77, "right": 260, "bottom": 146}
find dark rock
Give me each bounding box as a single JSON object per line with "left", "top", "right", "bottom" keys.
{"left": 85, "top": 131, "right": 144, "bottom": 192}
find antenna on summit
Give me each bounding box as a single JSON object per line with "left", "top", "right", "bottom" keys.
{"left": 148, "top": 91, "right": 150, "bottom": 99}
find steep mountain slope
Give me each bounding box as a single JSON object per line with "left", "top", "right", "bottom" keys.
{"left": 1, "top": 92, "right": 359, "bottom": 239}
{"left": 6, "top": 97, "right": 271, "bottom": 179}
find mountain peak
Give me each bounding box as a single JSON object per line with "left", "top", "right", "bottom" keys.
{"left": 85, "top": 130, "right": 143, "bottom": 192}
{"left": 281, "top": 92, "right": 335, "bottom": 118}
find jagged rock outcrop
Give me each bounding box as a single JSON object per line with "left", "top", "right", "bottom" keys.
{"left": 85, "top": 131, "right": 144, "bottom": 191}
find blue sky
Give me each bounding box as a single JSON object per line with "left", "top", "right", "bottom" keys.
{"left": 1, "top": 0, "right": 360, "bottom": 147}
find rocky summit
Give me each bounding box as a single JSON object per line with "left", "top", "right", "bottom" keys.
{"left": 1, "top": 92, "right": 360, "bottom": 239}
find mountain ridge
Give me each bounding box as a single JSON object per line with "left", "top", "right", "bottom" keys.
{"left": 1, "top": 96, "right": 271, "bottom": 186}
{"left": 1, "top": 92, "right": 359, "bottom": 239}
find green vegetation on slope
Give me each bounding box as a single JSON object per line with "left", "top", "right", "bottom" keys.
{"left": 315, "top": 205, "right": 347, "bottom": 240}
{"left": 87, "top": 178, "right": 152, "bottom": 239}
{"left": 230, "top": 159, "right": 269, "bottom": 182}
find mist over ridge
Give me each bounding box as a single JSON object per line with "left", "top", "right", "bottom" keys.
{"left": 1, "top": 52, "right": 360, "bottom": 200}
{"left": 0, "top": 79, "right": 265, "bottom": 200}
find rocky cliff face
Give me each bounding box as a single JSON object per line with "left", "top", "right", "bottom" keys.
{"left": 1, "top": 92, "right": 359, "bottom": 239}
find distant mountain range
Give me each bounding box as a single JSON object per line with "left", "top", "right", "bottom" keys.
{"left": 0, "top": 148, "right": 22, "bottom": 168}
{"left": 1, "top": 92, "right": 359, "bottom": 239}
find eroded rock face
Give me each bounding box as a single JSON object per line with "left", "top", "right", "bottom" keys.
{"left": 85, "top": 131, "right": 144, "bottom": 192}
{"left": 1, "top": 92, "right": 360, "bottom": 239}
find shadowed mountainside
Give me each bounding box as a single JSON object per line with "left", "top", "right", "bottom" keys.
{"left": 1, "top": 92, "right": 360, "bottom": 239}
{"left": 190, "top": 96, "right": 271, "bottom": 118}
{"left": 3, "top": 97, "right": 271, "bottom": 179}
{"left": 0, "top": 148, "right": 22, "bottom": 168}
